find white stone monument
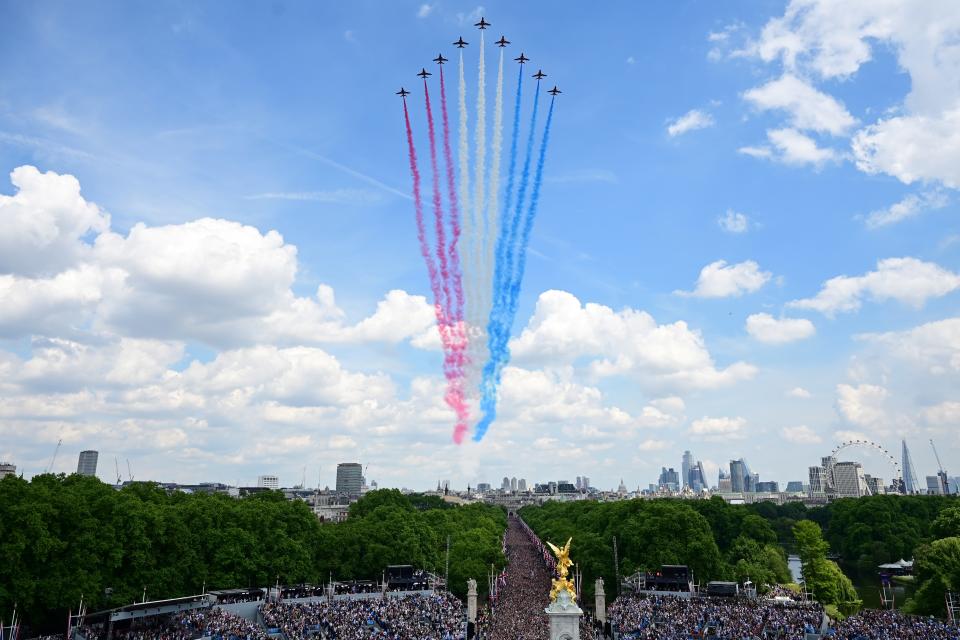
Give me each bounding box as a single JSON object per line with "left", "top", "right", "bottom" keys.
{"left": 467, "top": 578, "right": 478, "bottom": 623}
{"left": 594, "top": 577, "right": 605, "bottom": 623}
{"left": 545, "top": 584, "right": 582, "bottom": 640}
{"left": 544, "top": 538, "right": 582, "bottom": 640}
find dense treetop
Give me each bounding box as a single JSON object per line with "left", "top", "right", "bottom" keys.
{"left": 0, "top": 475, "right": 504, "bottom": 630}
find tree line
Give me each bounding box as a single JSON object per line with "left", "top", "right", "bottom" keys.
{"left": 2, "top": 472, "right": 955, "bottom": 628}
{"left": 0, "top": 475, "right": 505, "bottom": 630}
{"left": 519, "top": 494, "right": 959, "bottom": 617}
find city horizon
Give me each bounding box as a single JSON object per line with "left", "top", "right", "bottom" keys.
{"left": 9, "top": 434, "right": 955, "bottom": 496}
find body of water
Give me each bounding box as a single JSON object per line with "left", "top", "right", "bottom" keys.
{"left": 786, "top": 555, "right": 914, "bottom": 610}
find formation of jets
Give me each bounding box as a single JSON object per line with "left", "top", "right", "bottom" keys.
{"left": 398, "top": 18, "right": 562, "bottom": 99}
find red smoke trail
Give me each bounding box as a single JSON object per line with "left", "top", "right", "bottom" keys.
{"left": 423, "top": 79, "right": 453, "bottom": 338}
{"left": 425, "top": 78, "right": 470, "bottom": 442}
{"left": 440, "top": 65, "right": 465, "bottom": 329}
{"left": 403, "top": 99, "right": 443, "bottom": 322}
{"left": 411, "top": 91, "right": 470, "bottom": 444}
{"left": 438, "top": 67, "right": 471, "bottom": 444}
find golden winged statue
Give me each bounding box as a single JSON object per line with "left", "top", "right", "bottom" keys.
{"left": 546, "top": 537, "right": 577, "bottom": 602}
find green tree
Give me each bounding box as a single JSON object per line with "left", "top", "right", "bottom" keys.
{"left": 905, "top": 537, "right": 960, "bottom": 616}
{"left": 792, "top": 520, "right": 860, "bottom": 615}
{"left": 932, "top": 507, "right": 960, "bottom": 539}
{"left": 727, "top": 536, "right": 790, "bottom": 590}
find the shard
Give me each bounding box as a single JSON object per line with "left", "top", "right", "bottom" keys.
{"left": 902, "top": 439, "right": 920, "bottom": 494}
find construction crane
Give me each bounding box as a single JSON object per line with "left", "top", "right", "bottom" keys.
{"left": 114, "top": 457, "right": 122, "bottom": 485}
{"left": 931, "top": 439, "right": 949, "bottom": 495}
{"left": 126, "top": 459, "right": 134, "bottom": 482}
{"left": 45, "top": 438, "right": 62, "bottom": 473}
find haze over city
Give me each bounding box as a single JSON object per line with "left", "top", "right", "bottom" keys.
{"left": 1, "top": 0, "right": 958, "bottom": 492}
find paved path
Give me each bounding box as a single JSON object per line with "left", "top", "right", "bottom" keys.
{"left": 487, "top": 516, "right": 553, "bottom": 640}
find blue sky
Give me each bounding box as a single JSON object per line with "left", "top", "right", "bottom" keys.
{"left": 0, "top": 1, "right": 958, "bottom": 490}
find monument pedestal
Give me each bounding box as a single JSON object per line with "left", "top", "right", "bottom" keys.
{"left": 467, "top": 579, "right": 477, "bottom": 623}
{"left": 545, "top": 587, "right": 582, "bottom": 640}
{"left": 594, "top": 577, "right": 605, "bottom": 624}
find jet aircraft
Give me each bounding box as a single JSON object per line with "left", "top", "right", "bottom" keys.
{"left": 396, "top": 88, "right": 410, "bottom": 97}
{"left": 496, "top": 36, "right": 509, "bottom": 47}
{"left": 514, "top": 53, "right": 529, "bottom": 64}
{"left": 433, "top": 53, "right": 448, "bottom": 65}
{"left": 453, "top": 36, "right": 468, "bottom": 48}
{"left": 475, "top": 17, "right": 490, "bottom": 29}
{"left": 548, "top": 86, "right": 561, "bottom": 96}
{"left": 417, "top": 68, "right": 432, "bottom": 78}
{"left": 532, "top": 69, "right": 547, "bottom": 80}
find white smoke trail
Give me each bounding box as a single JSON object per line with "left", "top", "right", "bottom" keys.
{"left": 483, "top": 46, "right": 505, "bottom": 337}
{"left": 467, "top": 31, "right": 488, "bottom": 399}
{"left": 457, "top": 49, "right": 474, "bottom": 390}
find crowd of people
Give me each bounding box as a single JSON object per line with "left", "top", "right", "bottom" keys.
{"left": 479, "top": 516, "right": 554, "bottom": 640}
{"left": 609, "top": 593, "right": 823, "bottom": 639}
{"left": 258, "top": 593, "right": 465, "bottom": 640}
{"left": 609, "top": 592, "right": 960, "bottom": 640}
{"left": 74, "top": 608, "right": 266, "bottom": 640}
{"left": 830, "top": 608, "right": 960, "bottom": 639}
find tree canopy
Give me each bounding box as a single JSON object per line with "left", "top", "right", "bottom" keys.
{"left": 0, "top": 477, "right": 505, "bottom": 630}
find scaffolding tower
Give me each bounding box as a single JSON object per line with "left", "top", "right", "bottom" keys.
{"left": 947, "top": 591, "right": 959, "bottom": 625}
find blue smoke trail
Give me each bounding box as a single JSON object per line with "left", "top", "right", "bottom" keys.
{"left": 499, "top": 79, "right": 541, "bottom": 317}
{"left": 475, "top": 81, "right": 544, "bottom": 442}
{"left": 473, "top": 66, "right": 523, "bottom": 441}
{"left": 506, "top": 96, "right": 555, "bottom": 321}
{"left": 491, "top": 66, "right": 524, "bottom": 317}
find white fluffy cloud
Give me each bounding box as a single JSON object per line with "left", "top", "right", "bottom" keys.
{"left": 0, "top": 168, "right": 438, "bottom": 348}
{"left": 923, "top": 401, "right": 960, "bottom": 426}
{"left": 638, "top": 439, "right": 671, "bottom": 451}
{"left": 689, "top": 416, "right": 746, "bottom": 440}
{"left": 676, "top": 260, "right": 771, "bottom": 298}
{"left": 858, "top": 317, "right": 960, "bottom": 374}
{"left": 852, "top": 107, "right": 960, "bottom": 188}
{"left": 0, "top": 265, "right": 109, "bottom": 338}
{"left": 667, "top": 109, "right": 715, "bottom": 137}
{"left": 743, "top": 74, "right": 856, "bottom": 135}
{"left": 788, "top": 387, "right": 812, "bottom": 398}
{"left": 717, "top": 210, "right": 750, "bottom": 233}
{"left": 746, "top": 313, "right": 815, "bottom": 344}
{"left": 863, "top": 191, "right": 949, "bottom": 229}
{"left": 510, "top": 290, "right": 756, "bottom": 390}
{"left": 94, "top": 218, "right": 299, "bottom": 341}
{"left": 789, "top": 258, "right": 960, "bottom": 315}
{"left": 836, "top": 383, "right": 888, "bottom": 428}
{"left": 0, "top": 165, "right": 110, "bottom": 276}
{"left": 742, "top": 128, "right": 838, "bottom": 167}
{"left": 740, "top": 0, "right": 960, "bottom": 186}
{"left": 781, "top": 424, "right": 822, "bottom": 444}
